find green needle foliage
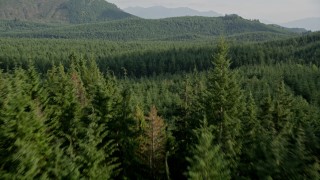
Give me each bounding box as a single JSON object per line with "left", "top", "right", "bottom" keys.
{"left": 0, "top": 68, "right": 52, "bottom": 179}
{"left": 203, "top": 39, "right": 244, "bottom": 175}
{"left": 186, "top": 118, "right": 230, "bottom": 180}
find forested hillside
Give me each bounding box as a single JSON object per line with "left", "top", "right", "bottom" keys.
{"left": 0, "top": 15, "right": 300, "bottom": 40}
{"left": 0, "top": 0, "right": 133, "bottom": 24}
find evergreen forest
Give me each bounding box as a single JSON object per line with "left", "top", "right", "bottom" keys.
{"left": 0, "top": 0, "right": 320, "bottom": 179}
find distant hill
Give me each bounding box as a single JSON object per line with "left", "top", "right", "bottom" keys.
{"left": 0, "top": 15, "right": 299, "bottom": 41}
{"left": 124, "top": 6, "right": 221, "bottom": 19}
{"left": 281, "top": 17, "right": 320, "bottom": 31}
{"left": 0, "top": 0, "right": 133, "bottom": 24}
{"left": 267, "top": 24, "right": 308, "bottom": 34}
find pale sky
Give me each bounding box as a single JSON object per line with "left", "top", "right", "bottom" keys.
{"left": 107, "top": 0, "right": 320, "bottom": 23}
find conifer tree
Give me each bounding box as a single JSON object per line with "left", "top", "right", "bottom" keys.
{"left": 273, "top": 81, "right": 294, "bottom": 133}
{"left": 269, "top": 81, "right": 294, "bottom": 179}
{"left": 134, "top": 105, "right": 150, "bottom": 178}
{"left": 285, "top": 123, "right": 320, "bottom": 179}
{"left": 186, "top": 118, "right": 230, "bottom": 180}
{"left": 77, "top": 112, "right": 119, "bottom": 179}
{"left": 44, "top": 64, "right": 83, "bottom": 178}
{"left": 73, "top": 57, "right": 133, "bottom": 178}
{"left": 0, "top": 68, "right": 52, "bottom": 179}
{"left": 204, "top": 39, "right": 244, "bottom": 175}
{"left": 0, "top": 70, "right": 8, "bottom": 176}
{"left": 69, "top": 62, "right": 119, "bottom": 179}
{"left": 256, "top": 90, "right": 277, "bottom": 179}
{"left": 259, "top": 90, "right": 275, "bottom": 136}
{"left": 170, "top": 72, "right": 206, "bottom": 179}
{"left": 42, "top": 60, "right": 121, "bottom": 178}
{"left": 139, "top": 106, "right": 167, "bottom": 179}
{"left": 256, "top": 81, "right": 295, "bottom": 179}
{"left": 239, "top": 92, "right": 261, "bottom": 178}
{"left": 282, "top": 98, "right": 320, "bottom": 179}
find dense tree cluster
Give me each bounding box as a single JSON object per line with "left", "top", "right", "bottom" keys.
{"left": 1, "top": 39, "right": 319, "bottom": 179}
{"left": 0, "top": 15, "right": 298, "bottom": 40}
{"left": 0, "top": 32, "right": 318, "bottom": 78}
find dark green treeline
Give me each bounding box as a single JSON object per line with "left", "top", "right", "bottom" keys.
{"left": 0, "top": 31, "right": 319, "bottom": 78}
{"left": 0, "top": 40, "right": 320, "bottom": 179}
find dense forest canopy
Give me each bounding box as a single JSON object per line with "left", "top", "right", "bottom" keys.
{"left": 0, "top": 32, "right": 319, "bottom": 77}
{"left": 0, "top": 35, "right": 319, "bottom": 179}
{"left": 0, "top": 15, "right": 303, "bottom": 40}
{"left": 0, "top": 1, "right": 319, "bottom": 179}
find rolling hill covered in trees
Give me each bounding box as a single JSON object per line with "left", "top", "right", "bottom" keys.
{"left": 0, "top": 15, "right": 302, "bottom": 41}
{"left": 0, "top": 0, "right": 133, "bottom": 24}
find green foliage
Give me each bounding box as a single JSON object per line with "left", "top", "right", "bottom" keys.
{"left": 203, "top": 39, "right": 244, "bottom": 174}
{"left": 238, "top": 92, "right": 261, "bottom": 178}
{"left": 0, "top": 15, "right": 297, "bottom": 40}
{"left": 0, "top": 58, "right": 123, "bottom": 179}
{"left": 186, "top": 118, "right": 230, "bottom": 180}
{"left": 1, "top": 32, "right": 318, "bottom": 78}
{"left": 0, "top": 68, "right": 52, "bottom": 179}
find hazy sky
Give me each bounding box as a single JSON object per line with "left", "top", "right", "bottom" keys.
{"left": 107, "top": 0, "right": 320, "bottom": 23}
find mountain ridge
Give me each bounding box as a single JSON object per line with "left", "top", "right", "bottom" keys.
{"left": 0, "top": 0, "right": 134, "bottom": 24}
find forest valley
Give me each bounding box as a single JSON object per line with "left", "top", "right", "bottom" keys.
{"left": 0, "top": 34, "right": 320, "bottom": 179}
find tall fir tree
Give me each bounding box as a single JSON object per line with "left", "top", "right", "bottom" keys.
{"left": 239, "top": 92, "right": 261, "bottom": 179}
{"left": 44, "top": 64, "right": 84, "bottom": 178}
{"left": 273, "top": 81, "right": 294, "bottom": 134}
{"left": 73, "top": 57, "right": 134, "bottom": 179}
{"left": 69, "top": 61, "right": 119, "bottom": 179}
{"left": 256, "top": 81, "right": 295, "bottom": 179}
{"left": 203, "top": 39, "right": 244, "bottom": 176}
{"left": 170, "top": 72, "right": 206, "bottom": 179}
